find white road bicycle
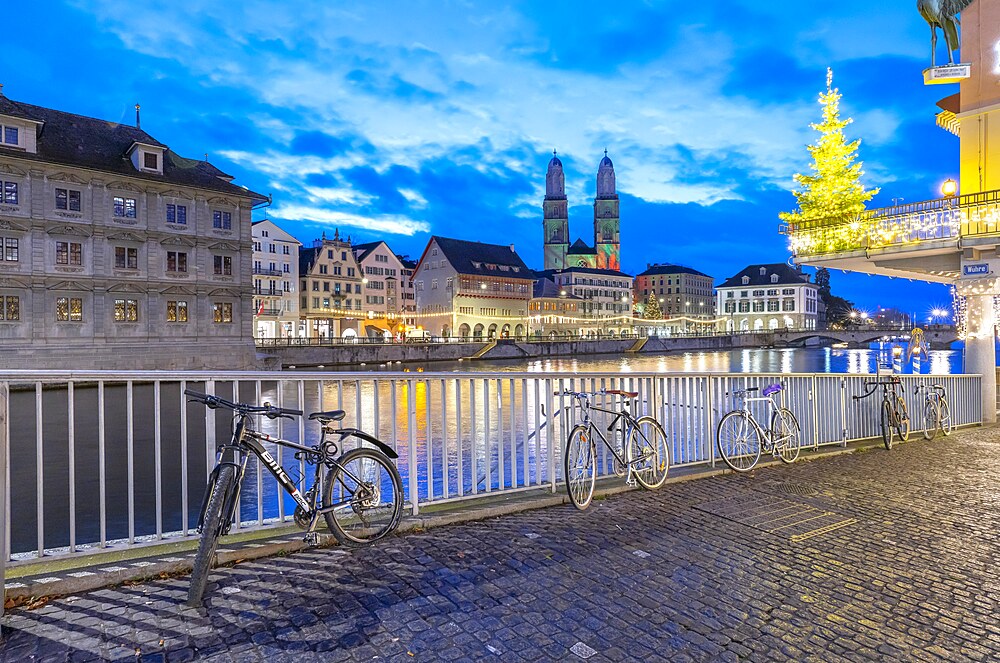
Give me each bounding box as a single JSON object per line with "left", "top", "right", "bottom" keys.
{"left": 716, "top": 383, "right": 801, "bottom": 472}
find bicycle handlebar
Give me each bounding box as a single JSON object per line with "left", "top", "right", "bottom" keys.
{"left": 183, "top": 389, "right": 304, "bottom": 419}
{"left": 554, "top": 388, "right": 638, "bottom": 399}
{"left": 913, "top": 383, "right": 945, "bottom": 395}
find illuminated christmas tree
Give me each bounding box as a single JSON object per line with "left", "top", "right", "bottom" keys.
{"left": 780, "top": 68, "right": 879, "bottom": 226}
{"left": 643, "top": 292, "right": 662, "bottom": 320}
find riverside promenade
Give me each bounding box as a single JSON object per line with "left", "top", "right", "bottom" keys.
{"left": 1, "top": 428, "right": 997, "bottom": 662}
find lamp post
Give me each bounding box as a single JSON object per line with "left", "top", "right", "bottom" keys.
{"left": 941, "top": 178, "right": 958, "bottom": 198}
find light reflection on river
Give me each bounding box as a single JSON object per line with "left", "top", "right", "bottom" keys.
{"left": 354, "top": 347, "right": 964, "bottom": 376}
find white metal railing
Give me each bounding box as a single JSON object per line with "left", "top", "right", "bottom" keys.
{"left": 0, "top": 370, "right": 982, "bottom": 570}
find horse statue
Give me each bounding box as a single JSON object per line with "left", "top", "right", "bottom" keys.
{"left": 917, "top": 0, "right": 975, "bottom": 66}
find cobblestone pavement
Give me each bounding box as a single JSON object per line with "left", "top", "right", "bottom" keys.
{"left": 2, "top": 428, "right": 999, "bottom": 662}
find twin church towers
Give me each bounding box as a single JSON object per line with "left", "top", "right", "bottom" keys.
{"left": 542, "top": 150, "right": 621, "bottom": 272}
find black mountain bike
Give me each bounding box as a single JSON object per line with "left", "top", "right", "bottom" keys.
{"left": 184, "top": 389, "right": 404, "bottom": 607}
{"left": 854, "top": 377, "right": 910, "bottom": 450}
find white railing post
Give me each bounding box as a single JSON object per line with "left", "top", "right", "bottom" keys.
{"left": 0, "top": 382, "right": 7, "bottom": 617}
{"left": 407, "top": 379, "right": 418, "bottom": 515}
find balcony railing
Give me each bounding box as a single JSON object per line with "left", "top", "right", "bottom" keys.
{"left": 782, "top": 189, "right": 1000, "bottom": 258}
{"left": 255, "top": 307, "right": 282, "bottom": 316}
{"left": 253, "top": 267, "right": 284, "bottom": 277}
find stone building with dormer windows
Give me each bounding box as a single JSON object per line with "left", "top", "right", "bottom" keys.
{"left": 716, "top": 263, "right": 822, "bottom": 332}
{"left": 0, "top": 91, "right": 267, "bottom": 369}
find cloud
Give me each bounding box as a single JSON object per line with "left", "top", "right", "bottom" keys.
{"left": 270, "top": 205, "right": 429, "bottom": 236}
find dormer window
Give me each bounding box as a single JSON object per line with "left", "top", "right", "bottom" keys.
{"left": 128, "top": 141, "right": 165, "bottom": 174}
{"left": 1, "top": 125, "right": 18, "bottom": 146}
{"left": 741, "top": 276, "right": 750, "bottom": 285}
{"left": 143, "top": 152, "right": 158, "bottom": 169}
{"left": 770, "top": 274, "right": 779, "bottom": 283}
{"left": 759, "top": 267, "right": 767, "bottom": 276}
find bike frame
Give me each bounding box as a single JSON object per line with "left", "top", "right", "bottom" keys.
{"left": 731, "top": 392, "right": 782, "bottom": 446}
{"left": 570, "top": 395, "right": 644, "bottom": 469}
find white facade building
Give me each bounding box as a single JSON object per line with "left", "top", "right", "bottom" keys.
{"left": 252, "top": 219, "right": 301, "bottom": 338}
{"left": 412, "top": 237, "right": 533, "bottom": 339}
{"left": 550, "top": 267, "right": 633, "bottom": 337}
{"left": 716, "top": 263, "right": 821, "bottom": 331}
{"left": 353, "top": 240, "right": 408, "bottom": 339}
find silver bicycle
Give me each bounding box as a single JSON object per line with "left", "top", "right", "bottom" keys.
{"left": 914, "top": 383, "right": 952, "bottom": 439}
{"left": 716, "top": 383, "right": 801, "bottom": 472}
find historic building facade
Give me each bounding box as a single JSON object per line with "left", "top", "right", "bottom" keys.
{"left": 353, "top": 240, "right": 409, "bottom": 338}
{"left": 716, "top": 264, "right": 821, "bottom": 332}
{"left": 0, "top": 92, "right": 266, "bottom": 369}
{"left": 543, "top": 151, "right": 621, "bottom": 271}
{"left": 634, "top": 263, "right": 716, "bottom": 334}
{"left": 298, "top": 230, "right": 364, "bottom": 338}
{"left": 528, "top": 274, "right": 582, "bottom": 338}
{"left": 251, "top": 219, "right": 300, "bottom": 339}
{"left": 412, "top": 236, "right": 533, "bottom": 339}
{"left": 549, "top": 266, "right": 633, "bottom": 337}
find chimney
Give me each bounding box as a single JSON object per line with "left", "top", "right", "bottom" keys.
{"left": 0, "top": 84, "right": 4, "bottom": 96}
{"left": 509, "top": 244, "right": 515, "bottom": 252}
{"left": 135, "top": 103, "right": 141, "bottom": 129}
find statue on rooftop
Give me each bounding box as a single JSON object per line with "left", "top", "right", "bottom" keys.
{"left": 917, "top": 0, "right": 975, "bottom": 66}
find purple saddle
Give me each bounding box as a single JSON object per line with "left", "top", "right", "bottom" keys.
{"left": 762, "top": 383, "right": 783, "bottom": 397}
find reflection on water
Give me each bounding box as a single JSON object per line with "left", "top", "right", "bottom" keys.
{"left": 360, "top": 347, "right": 965, "bottom": 376}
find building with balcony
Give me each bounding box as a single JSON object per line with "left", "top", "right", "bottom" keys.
{"left": 0, "top": 91, "right": 267, "bottom": 369}
{"left": 412, "top": 236, "right": 533, "bottom": 339}
{"left": 716, "top": 264, "right": 821, "bottom": 332}
{"left": 528, "top": 275, "right": 582, "bottom": 338}
{"left": 353, "top": 240, "right": 408, "bottom": 339}
{"left": 634, "top": 263, "right": 716, "bottom": 334}
{"left": 251, "top": 219, "right": 300, "bottom": 339}
{"left": 298, "top": 230, "right": 364, "bottom": 339}
{"left": 547, "top": 266, "right": 634, "bottom": 337}
{"left": 781, "top": 3, "right": 999, "bottom": 419}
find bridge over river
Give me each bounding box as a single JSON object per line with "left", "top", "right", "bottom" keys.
{"left": 256, "top": 326, "right": 958, "bottom": 368}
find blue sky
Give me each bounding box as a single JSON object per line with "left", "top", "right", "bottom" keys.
{"left": 5, "top": 1, "right": 961, "bottom": 319}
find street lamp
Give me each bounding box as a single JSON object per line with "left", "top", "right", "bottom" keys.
{"left": 941, "top": 178, "right": 958, "bottom": 197}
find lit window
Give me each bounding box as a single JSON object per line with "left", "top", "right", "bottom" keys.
{"left": 56, "top": 297, "right": 84, "bottom": 322}
{"left": 0, "top": 295, "right": 19, "bottom": 321}
{"left": 114, "top": 298, "right": 139, "bottom": 322}
{"left": 166, "top": 300, "right": 188, "bottom": 322}
{"left": 213, "top": 302, "right": 233, "bottom": 323}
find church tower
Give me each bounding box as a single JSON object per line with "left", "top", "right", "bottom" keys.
{"left": 593, "top": 150, "right": 620, "bottom": 270}
{"left": 543, "top": 150, "right": 569, "bottom": 270}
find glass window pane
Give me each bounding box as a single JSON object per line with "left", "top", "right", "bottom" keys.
{"left": 69, "top": 190, "right": 81, "bottom": 211}
{"left": 166, "top": 204, "right": 175, "bottom": 223}
{"left": 70, "top": 298, "right": 83, "bottom": 321}
{"left": 125, "top": 198, "right": 136, "bottom": 218}
{"left": 178, "top": 301, "right": 188, "bottom": 322}
{"left": 167, "top": 301, "right": 176, "bottom": 322}
{"left": 177, "top": 205, "right": 187, "bottom": 224}
{"left": 115, "top": 299, "right": 125, "bottom": 321}
{"left": 56, "top": 297, "right": 68, "bottom": 321}
{"left": 4, "top": 127, "right": 17, "bottom": 145}
{"left": 56, "top": 189, "right": 67, "bottom": 210}
{"left": 6, "top": 296, "right": 18, "bottom": 321}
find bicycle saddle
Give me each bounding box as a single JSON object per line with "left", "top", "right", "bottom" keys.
{"left": 309, "top": 410, "right": 346, "bottom": 423}
{"left": 605, "top": 389, "right": 639, "bottom": 398}
{"left": 762, "top": 384, "right": 783, "bottom": 397}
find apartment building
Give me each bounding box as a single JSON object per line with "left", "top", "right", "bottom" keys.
{"left": 298, "top": 231, "right": 364, "bottom": 338}
{"left": 251, "top": 219, "right": 301, "bottom": 338}
{"left": 716, "top": 263, "right": 822, "bottom": 331}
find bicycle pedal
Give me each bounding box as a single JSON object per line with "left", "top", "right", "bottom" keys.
{"left": 303, "top": 532, "right": 319, "bottom": 547}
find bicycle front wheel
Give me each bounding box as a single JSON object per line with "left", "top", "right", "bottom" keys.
{"left": 188, "top": 464, "right": 237, "bottom": 607}
{"left": 895, "top": 396, "right": 910, "bottom": 441}
{"left": 770, "top": 408, "right": 801, "bottom": 464}
{"left": 922, "top": 400, "right": 938, "bottom": 440}
{"left": 939, "top": 399, "right": 952, "bottom": 436}
{"left": 564, "top": 425, "right": 596, "bottom": 510}
{"left": 717, "top": 411, "right": 761, "bottom": 472}
{"left": 881, "top": 400, "right": 893, "bottom": 450}
{"left": 323, "top": 447, "right": 403, "bottom": 545}
{"left": 628, "top": 416, "right": 670, "bottom": 490}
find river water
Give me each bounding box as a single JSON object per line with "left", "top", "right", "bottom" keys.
{"left": 9, "top": 346, "right": 965, "bottom": 557}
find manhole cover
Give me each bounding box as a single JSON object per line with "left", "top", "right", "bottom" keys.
{"left": 694, "top": 496, "right": 855, "bottom": 542}
{"left": 774, "top": 482, "right": 820, "bottom": 497}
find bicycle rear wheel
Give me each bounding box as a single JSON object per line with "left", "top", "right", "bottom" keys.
{"left": 770, "top": 408, "right": 801, "bottom": 464}
{"left": 628, "top": 416, "right": 669, "bottom": 489}
{"left": 881, "top": 400, "right": 893, "bottom": 450}
{"left": 922, "top": 400, "right": 938, "bottom": 440}
{"left": 895, "top": 396, "right": 910, "bottom": 441}
{"left": 323, "top": 447, "right": 403, "bottom": 545}
{"left": 188, "top": 464, "right": 237, "bottom": 607}
{"left": 564, "top": 425, "right": 596, "bottom": 510}
{"left": 939, "top": 399, "right": 952, "bottom": 435}
{"left": 717, "top": 411, "right": 761, "bottom": 472}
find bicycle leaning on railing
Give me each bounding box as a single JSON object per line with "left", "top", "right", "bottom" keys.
{"left": 183, "top": 389, "right": 404, "bottom": 607}
{"left": 914, "top": 382, "right": 952, "bottom": 439}
{"left": 558, "top": 389, "right": 670, "bottom": 510}
{"left": 853, "top": 377, "right": 910, "bottom": 450}
{"left": 716, "top": 383, "right": 801, "bottom": 472}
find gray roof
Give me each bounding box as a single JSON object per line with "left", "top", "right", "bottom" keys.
{"left": 532, "top": 276, "right": 582, "bottom": 299}
{"left": 638, "top": 264, "right": 711, "bottom": 278}
{"left": 555, "top": 266, "right": 633, "bottom": 279}
{"left": 425, "top": 236, "right": 531, "bottom": 278}
{"left": 0, "top": 93, "right": 266, "bottom": 202}
{"left": 567, "top": 238, "right": 596, "bottom": 255}
{"left": 352, "top": 241, "right": 386, "bottom": 263}
{"left": 718, "top": 263, "right": 811, "bottom": 288}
